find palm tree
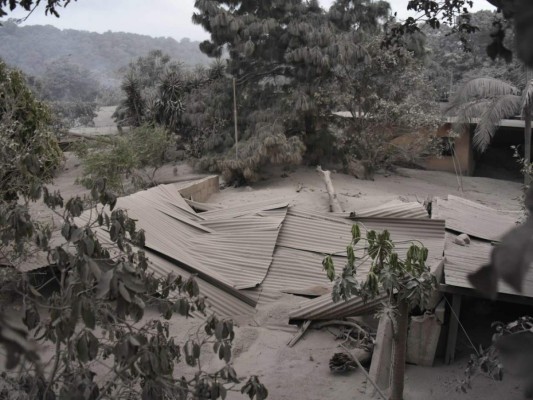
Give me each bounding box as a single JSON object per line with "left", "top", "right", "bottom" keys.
{"left": 446, "top": 75, "right": 533, "bottom": 183}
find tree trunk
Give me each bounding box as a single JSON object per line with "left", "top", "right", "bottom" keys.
{"left": 525, "top": 69, "right": 531, "bottom": 186}
{"left": 390, "top": 299, "right": 409, "bottom": 400}
{"left": 526, "top": 106, "right": 532, "bottom": 186}
{"left": 316, "top": 166, "right": 343, "bottom": 212}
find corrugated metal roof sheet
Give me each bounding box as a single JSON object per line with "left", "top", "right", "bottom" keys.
{"left": 82, "top": 184, "right": 287, "bottom": 291}
{"left": 289, "top": 292, "right": 387, "bottom": 321}
{"left": 259, "top": 247, "right": 338, "bottom": 295}
{"left": 432, "top": 195, "right": 519, "bottom": 241}
{"left": 270, "top": 208, "right": 445, "bottom": 320}
{"left": 145, "top": 252, "right": 255, "bottom": 316}
{"left": 86, "top": 230, "right": 257, "bottom": 316}
{"left": 336, "top": 200, "right": 429, "bottom": 219}
{"left": 75, "top": 184, "right": 289, "bottom": 315}
{"left": 288, "top": 260, "right": 445, "bottom": 321}
{"left": 200, "top": 199, "right": 289, "bottom": 220}
{"left": 443, "top": 233, "right": 533, "bottom": 298}
{"left": 278, "top": 209, "right": 445, "bottom": 264}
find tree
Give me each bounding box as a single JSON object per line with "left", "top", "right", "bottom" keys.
{"left": 323, "top": 225, "right": 436, "bottom": 400}
{"left": 330, "top": 35, "right": 441, "bottom": 178}
{"left": 113, "top": 50, "right": 187, "bottom": 132}
{"left": 0, "top": 54, "right": 267, "bottom": 400}
{"left": 446, "top": 75, "right": 533, "bottom": 183}
{"left": 192, "top": 0, "right": 391, "bottom": 170}
{"left": 75, "top": 124, "right": 177, "bottom": 193}
{"left": 39, "top": 59, "right": 100, "bottom": 103}
{"left": 0, "top": 60, "right": 62, "bottom": 202}
{"left": 23, "top": 60, "right": 100, "bottom": 133}
{"left": 422, "top": 10, "right": 520, "bottom": 100}
{"left": 0, "top": 178, "right": 268, "bottom": 399}
{"left": 0, "top": 21, "right": 210, "bottom": 83}
{"left": 388, "top": 1, "right": 533, "bottom": 71}
{"left": 0, "top": 0, "right": 74, "bottom": 18}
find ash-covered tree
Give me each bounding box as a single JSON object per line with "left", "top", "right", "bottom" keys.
{"left": 422, "top": 10, "right": 518, "bottom": 100}
{"left": 75, "top": 124, "right": 177, "bottom": 193}
{"left": 113, "top": 50, "right": 225, "bottom": 135}
{"left": 0, "top": 55, "right": 268, "bottom": 400}
{"left": 389, "top": 1, "right": 533, "bottom": 70}
{"left": 113, "top": 50, "right": 184, "bottom": 130}
{"left": 0, "top": 61, "right": 62, "bottom": 203}
{"left": 323, "top": 225, "right": 436, "bottom": 400}
{"left": 191, "top": 0, "right": 391, "bottom": 181}
{"left": 330, "top": 35, "right": 441, "bottom": 179}
{"left": 27, "top": 59, "right": 100, "bottom": 133}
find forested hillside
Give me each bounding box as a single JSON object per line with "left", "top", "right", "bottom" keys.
{"left": 0, "top": 21, "right": 210, "bottom": 86}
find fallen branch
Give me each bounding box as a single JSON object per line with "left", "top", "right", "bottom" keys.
{"left": 340, "top": 344, "right": 387, "bottom": 400}
{"left": 287, "top": 320, "right": 311, "bottom": 347}
{"left": 314, "top": 320, "right": 371, "bottom": 337}
{"left": 316, "top": 166, "right": 343, "bottom": 213}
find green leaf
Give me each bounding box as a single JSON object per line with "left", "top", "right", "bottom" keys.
{"left": 96, "top": 269, "right": 114, "bottom": 299}
{"left": 322, "top": 255, "right": 335, "bottom": 281}
{"left": 118, "top": 281, "right": 132, "bottom": 303}
{"left": 110, "top": 221, "right": 120, "bottom": 242}
{"left": 223, "top": 343, "right": 231, "bottom": 363}
{"left": 193, "top": 342, "right": 200, "bottom": 358}
{"left": 88, "top": 259, "right": 102, "bottom": 280}
{"left": 61, "top": 221, "right": 71, "bottom": 240}
{"left": 87, "top": 331, "right": 99, "bottom": 360}
{"left": 84, "top": 236, "right": 95, "bottom": 256}
{"left": 76, "top": 334, "right": 89, "bottom": 363}
{"left": 347, "top": 245, "right": 355, "bottom": 267}
{"left": 215, "top": 321, "right": 224, "bottom": 340}
{"left": 71, "top": 227, "right": 83, "bottom": 242}
{"left": 351, "top": 224, "right": 361, "bottom": 243}
{"left": 81, "top": 299, "right": 95, "bottom": 330}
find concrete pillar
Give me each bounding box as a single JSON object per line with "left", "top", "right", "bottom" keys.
{"left": 366, "top": 314, "right": 393, "bottom": 397}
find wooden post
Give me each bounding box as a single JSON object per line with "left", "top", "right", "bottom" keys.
{"left": 316, "top": 166, "right": 342, "bottom": 213}
{"left": 445, "top": 294, "right": 462, "bottom": 364}
{"left": 233, "top": 77, "right": 238, "bottom": 161}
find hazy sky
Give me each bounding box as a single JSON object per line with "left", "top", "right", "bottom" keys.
{"left": 6, "top": 0, "right": 495, "bottom": 42}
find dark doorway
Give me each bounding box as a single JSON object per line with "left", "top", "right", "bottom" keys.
{"left": 474, "top": 127, "right": 527, "bottom": 182}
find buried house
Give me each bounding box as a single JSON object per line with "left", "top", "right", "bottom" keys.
{"left": 16, "top": 175, "right": 533, "bottom": 396}
{"left": 333, "top": 107, "right": 533, "bottom": 179}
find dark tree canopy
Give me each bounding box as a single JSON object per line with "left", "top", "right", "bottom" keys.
{"left": 388, "top": 0, "right": 533, "bottom": 68}
{"left": 191, "top": 0, "right": 391, "bottom": 168}
{"left": 0, "top": 0, "right": 74, "bottom": 18}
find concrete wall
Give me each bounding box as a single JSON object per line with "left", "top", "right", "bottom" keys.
{"left": 177, "top": 175, "right": 219, "bottom": 203}
{"left": 421, "top": 123, "right": 475, "bottom": 176}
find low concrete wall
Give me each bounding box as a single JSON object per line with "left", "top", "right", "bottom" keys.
{"left": 177, "top": 175, "right": 219, "bottom": 203}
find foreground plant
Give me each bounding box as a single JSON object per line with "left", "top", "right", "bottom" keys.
{"left": 0, "top": 179, "right": 267, "bottom": 399}
{"left": 0, "top": 58, "right": 266, "bottom": 399}
{"left": 323, "top": 225, "right": 436, "bottom": 400}
{"left": 460, "top": 316, "right": 533, "bottom": 398}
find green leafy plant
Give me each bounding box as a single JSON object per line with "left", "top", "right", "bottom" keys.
{"left": 0, "top": 176, "right": 267, "bottom": 400}
{"left": 75, "top": 124, "right": 176, "bottom": 193}
{"left": 324, "top": 224, "right": 436, "bottom": 400}
{"left": 0, "top": 61, "right": 63, "bottom": 202}
{"left": 459, "top": 316, "right": 533, "bottom": 397}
